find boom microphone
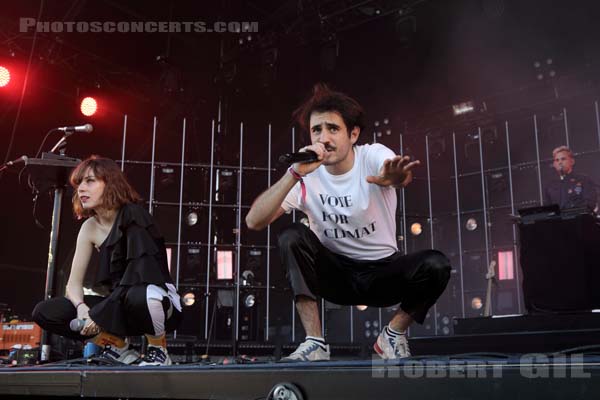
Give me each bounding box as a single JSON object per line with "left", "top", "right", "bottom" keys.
{"left": 0, "top": 155, "right": 28, "bottom": 172}
{"left": 279, "top": 150, "right": 318, "bottom": 164}
{"left": 5, "top": 155, "right": 27, "bottom": 166}
{"left": 57, "top": 124, "right": 94, "bottom": 135}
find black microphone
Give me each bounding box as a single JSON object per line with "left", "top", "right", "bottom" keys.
{"left": 559, "top": 165, "right": 565, "bottom": 180}
{"left": 279, "top": 150, "right": 318, "bottom": 164}
{"left": 57, "top": 124, "right": 93, "bottom": 135}
{"left": 69, "top": 318, "right": 87, "bottom": 332}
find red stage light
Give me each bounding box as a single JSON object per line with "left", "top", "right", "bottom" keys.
{"left": 80, "top": 96, "right": 97, "bottom": 116}
{"left": 0, "top": 66, "right": 11, "bottom": 87}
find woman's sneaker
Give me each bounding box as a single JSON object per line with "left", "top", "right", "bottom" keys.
{"left": 374, "top": 325, "right": 411, "bottom": 359}
{"left": 139, "top": 346, "right": 172, "bottom": 366}
{"left": 281, "top": 339, "right": 330, "bottom": 362}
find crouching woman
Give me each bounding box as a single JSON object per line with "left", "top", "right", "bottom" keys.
{"left": 33, "top": 156, "right": 182, "bottom": 366}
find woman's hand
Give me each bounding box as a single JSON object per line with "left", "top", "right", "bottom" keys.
{"left": 80, "top": 318, "right": 101, "bottom": 336}
{"left": 76, "top": 304, "right": 101, "bottom": 336}
{"left": 76, "top": 303, "right": 90, "bottom": 321}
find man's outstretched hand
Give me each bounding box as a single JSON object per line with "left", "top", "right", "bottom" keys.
{"left": 366, "top": 155, "right": 420, "bottom": 188}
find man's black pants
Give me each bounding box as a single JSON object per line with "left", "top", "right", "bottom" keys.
{"left": 278, "top": 223, "right": 451, "bottom": 324}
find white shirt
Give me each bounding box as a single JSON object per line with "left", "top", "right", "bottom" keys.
{"left": 282, "top": 143, "right": 398, "bottom": 260}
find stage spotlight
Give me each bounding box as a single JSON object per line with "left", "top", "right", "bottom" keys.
{"left": 410, "top": 222, "right": 422, "bottom": 236}
{"left": 471, "top": 297, "right": 483, "bottom": 310}
{"left": 364, "top": 321, "right": 371, "bottom": 329}
{"left": 158, "top": 166, "right": 175, "bottom": 186}
{"left": 0, "top": 66, "right": 11, "bottom": 87}
{"left": 243, "top": 293, "right": 256, "bottom": 308}
{"left": 356, "top": 305, "right": 368, "bottom": 311}
{"left": 184, "top": 247, "right": 202, "bottom": 281}
{"left": 465, "top": 218, "right": 478, "bottom": 231}
{"left": 186, "top": 211, "right": 199, "bottom": 226}
{"left": 241, "top": 270, "right": 254, "bottom": 286}
{"left": 452, "top": 101, "right": 475, "bottom": 116}
{"left": 215, "top": 169, "right": 235, "bottom": 203}
{"left": 249, "top": 248, "right": 262, "bottom": 257}
{"left": 80, "top": 96, "right": 98, "bottom": 116}
{"left": 439, "top": 315, "right": 452, "bottom": 335}
{"left": 364, "top": 330, "right": 371, "bottom": 338}
{"left": 532, "top": 56, "right": 557, "bottom": 81}
{"left": 188, "top": 247, "right": 201, "bottom": 255}
{"left": 183, "top": 292, "right": 196, "bottom": 306}
{"left": 243, "top": 249, "right": 261, "bottom": 285}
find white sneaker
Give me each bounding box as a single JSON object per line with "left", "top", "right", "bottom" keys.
{"left": 98, "top": 345, "right": 140, "bottom": 365}
{"left": 374, "top": 326, "right": 411, "bottom": 359}
{"left": 282, "top": 339, "right": 330, "bottom": 362}
{"left": 138, "top": 345, "right": 172, "bottom": 366}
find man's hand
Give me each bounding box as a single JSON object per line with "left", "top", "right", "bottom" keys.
{"left": 291, "top": 143, "right": 326, "bottom": 176}
{"left": 366, "top": 156, "right": 420, "bottom": 188}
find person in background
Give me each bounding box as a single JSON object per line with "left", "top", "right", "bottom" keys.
{"left": 544, "top": 145, "right": 598, "bottom": 212}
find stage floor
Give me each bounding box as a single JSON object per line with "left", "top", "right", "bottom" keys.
{"left": 3, "top": 313, "right": 600, "bottom": 399}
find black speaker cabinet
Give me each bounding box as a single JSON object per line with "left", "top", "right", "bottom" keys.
{"left": 519, "top": 214, "right": 600, "bottom": 312}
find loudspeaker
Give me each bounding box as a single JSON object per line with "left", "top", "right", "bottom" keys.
{"left": 519, "top": 214, "right": 600, "bottom": 312}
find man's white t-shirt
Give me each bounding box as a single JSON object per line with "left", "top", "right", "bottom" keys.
{"left": 281, "top": 143, "right": 398, "bottom": 260}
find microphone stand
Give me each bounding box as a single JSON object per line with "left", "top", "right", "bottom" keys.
{"left": 483, "top": 260, "right": 497, "bottom": 317}
{"left": 49, "top": 129, "right": 76, "bottom": 155}
{"left": 49, "top": 136, "right": 67, "bottom": 154}
{"left": 38, "top": 137, "right": 72, "bottom": 361}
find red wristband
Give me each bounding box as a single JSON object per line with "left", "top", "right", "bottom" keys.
{"left": 288, "top": 167, "right": 304, "bottom": 180}
{"left": 288, "top": 167, "right": 307, "bottom": 203}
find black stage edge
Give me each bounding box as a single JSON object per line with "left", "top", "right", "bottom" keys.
{"left": 1, "top": 356, "right": 600, "bottom": 399}
{"left": 411, "top": 329, "right": 600, "bottom": 355}
{"left": 454, "top": 312, "right": 600, "bottom": 334}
